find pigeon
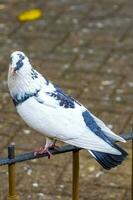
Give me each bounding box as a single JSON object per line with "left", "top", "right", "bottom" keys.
{"left": 8, "top": 51, "right": 128, "bottom": 170}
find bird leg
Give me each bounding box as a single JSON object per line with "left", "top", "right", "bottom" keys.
{"left": 34, "top": 137, "right": 56, "bottom": 158}
{"left": 48, "top": 139, "right": 59, "bottom": 150}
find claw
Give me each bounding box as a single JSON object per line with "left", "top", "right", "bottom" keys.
{"left": 34, "top": 146, "right": 52, "bottom": 158}
{"left": 34, "top": 138, "right": 59, "bottom": 158}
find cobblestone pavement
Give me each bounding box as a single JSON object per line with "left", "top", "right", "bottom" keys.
{"left": 0, "top": 0, "right": 132, "bottom": 200}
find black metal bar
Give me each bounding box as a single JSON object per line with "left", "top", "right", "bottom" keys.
{"left": 120, "top": 132, "right": 133, "bottom": 141}
{"left": 8, "top": 145, "right": 16, "bottom": 196}
{"left": 0, "top": 132, "right": 132, "bottom": 166}
{"left": 0, "top": 145, "right": 80, "bottom": 166}
{"left": 8, "top": 146, "right": 15, "bottom": 159}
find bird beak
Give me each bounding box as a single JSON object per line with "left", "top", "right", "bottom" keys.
{"left": 10, "top": 65, "right": 16, "bottom": 75}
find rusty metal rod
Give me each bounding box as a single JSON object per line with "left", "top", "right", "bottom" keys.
{"left": 72, "top": 150, "right": 79, "bottom": 200}
{"left": 0, "top": 132, "right": 132, "bottom": 166}
{"left": 7, "top": 145, "right": 20, "bottom": 200}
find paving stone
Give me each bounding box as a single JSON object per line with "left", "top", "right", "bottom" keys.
{"left": 0, "top": 166, "right": 8, "bottom": 199}
{"left": 18, "top": 191, "right": 71, "bottom": 200}
{"left": 117, "top": 2, "right": 133, "bottom": 17}
{"left": 72, "top": 50, "right": 110, "bottom": 71}
{"left": 79, "top": 72, "right": 122, "bottom": 101}
{"left": 101, "top": 51, "right": 133, "bottom": 75}
{"left": 125, "top": 190, "right": 132, "bottom": 200}
{"left": 81, "top": 186, "right": 126, "bottom": 200}
{"left": 0, "top": 0, "right": 132, "bottom": 200}
{"left": 98, "top": 111, "right": 129, "bottom": 133}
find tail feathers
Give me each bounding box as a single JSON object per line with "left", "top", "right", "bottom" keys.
{"left": 89, "top": 144, "right": 128, "bottom": 170}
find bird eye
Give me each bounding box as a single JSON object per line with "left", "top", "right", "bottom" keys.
{"left": 17, "top": 54, "right": 25, "bottom": 60}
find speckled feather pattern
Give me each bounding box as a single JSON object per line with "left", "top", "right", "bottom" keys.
{"left": 8, "top": 51, "right": 128, "bottom": 169}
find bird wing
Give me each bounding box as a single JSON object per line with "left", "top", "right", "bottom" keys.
{"left": 64, "top": 134, "right": 121, "bottom": 155}
{"left": 32, "top": 86, "right": 121, "bottom": 155}
{"left": 89, "top": 113, "right": 126, "bottom": 142}
{"left": 35, "top": 82, "right": 81, "bottom": 109}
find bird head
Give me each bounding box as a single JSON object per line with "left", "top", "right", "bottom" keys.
{"left": 9, "top": 51, "right": 31, "bottom": 75}
{"left": 8, "top": 51, "right": 34, "bottom": 95}
{"left": 8, "top": 51, "right": 42, "bottom": 97}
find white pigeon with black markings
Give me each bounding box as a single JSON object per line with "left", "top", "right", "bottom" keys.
{"left": 8, "top": 51, "right": 128, "bottom": 170}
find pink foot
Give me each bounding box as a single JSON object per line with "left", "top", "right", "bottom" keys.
{"left": 34, "top": 146, "right": 52, "bottom": 159}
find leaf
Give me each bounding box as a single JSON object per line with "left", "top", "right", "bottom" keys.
{"left": 18, "top": 9, "right": 42, "bottom": 22}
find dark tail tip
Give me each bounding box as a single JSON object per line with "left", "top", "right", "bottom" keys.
{"left": 90, "top": 145, "right": 128, "bottom": 170}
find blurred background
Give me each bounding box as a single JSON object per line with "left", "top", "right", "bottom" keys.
{"left": 0, "top": 0, "right": 132, "bottom": 199}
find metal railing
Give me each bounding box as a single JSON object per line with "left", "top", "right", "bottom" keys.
{"left": 0, "top": 132, "right": 132, "bottom": 200}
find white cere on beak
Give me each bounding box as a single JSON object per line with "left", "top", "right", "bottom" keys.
{"left": 9, "top": 51, "right": 26, "bottom": 73}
